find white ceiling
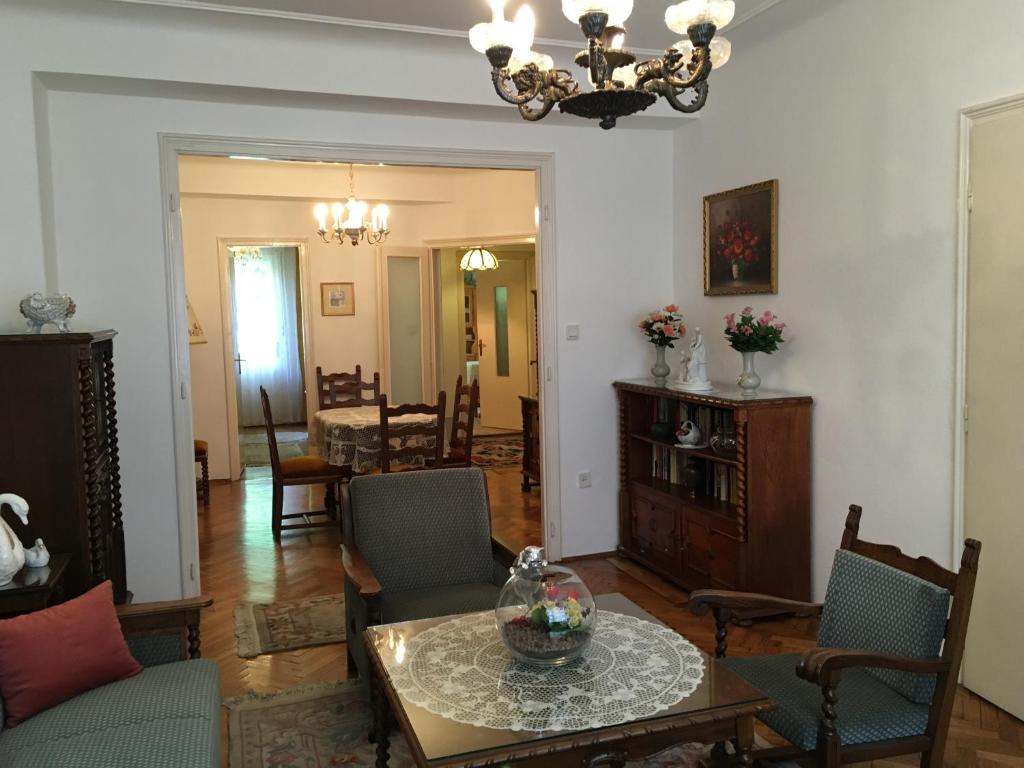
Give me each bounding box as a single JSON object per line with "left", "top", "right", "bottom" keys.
{"left": 112, "top": 0, "right": 783, "bottom": 53}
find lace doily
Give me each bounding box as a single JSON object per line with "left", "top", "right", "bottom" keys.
{"left": 388, "top": 611, "right": 705, "bottom": 732}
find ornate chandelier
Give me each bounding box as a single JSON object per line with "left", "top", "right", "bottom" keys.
{"left": 469, "top": 0, "right": 733, "bottom": 129}
{"left": 313, "top": 164, "right": 391, "bottom": 246}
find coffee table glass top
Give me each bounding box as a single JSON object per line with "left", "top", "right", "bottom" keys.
{"left": 367, "top": 592, "right": 768, "bottom": 765}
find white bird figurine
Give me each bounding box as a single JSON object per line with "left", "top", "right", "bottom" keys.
{"left": 24, "top": 538, "right": 50, "bottom": 568}
{"left": 0, "top": 493, "right": 29, "bottom": 586}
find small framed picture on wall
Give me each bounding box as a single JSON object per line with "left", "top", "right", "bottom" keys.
{"left": 704, "top": 179, "right": 778, "bottom": 296}
{"left": 321, "top": 282, "right": 355, "bottom": 316}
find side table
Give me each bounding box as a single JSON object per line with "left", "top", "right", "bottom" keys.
{"left": 0, "top": 554, "right": 71, "bottom": 617}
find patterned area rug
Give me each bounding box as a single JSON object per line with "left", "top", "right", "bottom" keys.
{"left": 224, "top": 681, "right": 710, "bottom": 768}
{"left": 240, "top": 429, "right": 309, "bottom": 467}
{"left": 471, "top": 435, "right": 524, "bottom": 468}
{"left": 234, "top": 594, "right": 346, "bottom": 658}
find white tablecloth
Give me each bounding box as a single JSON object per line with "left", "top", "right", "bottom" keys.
{"left": 310, "top": 406, "right": 438, "bottom": 473}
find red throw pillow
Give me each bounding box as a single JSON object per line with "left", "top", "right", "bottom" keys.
{"left": 0, "top": 580, "right": 143, "bottom": 726}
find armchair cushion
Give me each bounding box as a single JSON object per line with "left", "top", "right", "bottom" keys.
{"left": 721, "top": 653, "right": 929, "bottom": 752}
{"left": 381, "top": 582, "right": 501, "bottom": 624}
{"left": 818, "top": 549, "right": 950, "bottom": 703}
{"left": 348, "top": 468, "right": 494, "bottom": 592}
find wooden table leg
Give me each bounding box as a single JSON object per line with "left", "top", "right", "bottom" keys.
{"left": 372, "top": 668, "right": 391, "bottom": 767}
{"left": 735, "top": 714, "right": 755, "bottom": 767}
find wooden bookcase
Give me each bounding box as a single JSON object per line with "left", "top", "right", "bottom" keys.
{"left": 615, "top": 379, "right": 812, "bottom": 601}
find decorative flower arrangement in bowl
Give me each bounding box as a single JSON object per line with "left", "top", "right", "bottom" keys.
{"left": 723, "top": 307, "right": 786, "bottom": 396}
{"left": 496, "top": 546, "right": 596, "bottom": 666}
{"left": 638, "top": 304, "right": 686, "bottom": 386}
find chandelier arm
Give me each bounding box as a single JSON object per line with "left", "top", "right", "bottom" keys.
{"left": 661, "top": 80, "right": 710, "bottom": 114}
{"left": 492, "top": 68, "right": 544, "bottom": 106}
{"left": 661, "top": 50, "right": 712, "bottom": 90}
{"left": 518, "top": 97, "right": 556, "bottom": 122}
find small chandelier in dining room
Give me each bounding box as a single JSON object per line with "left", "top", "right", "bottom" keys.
{"left": 460, "top": 247, "right": 500, "bottom": 271}
{"left": 469, "top": 0, "right": 733, "bottom": 129}
{"left": 313, "top": 164, "right": 391, "bottom": 246}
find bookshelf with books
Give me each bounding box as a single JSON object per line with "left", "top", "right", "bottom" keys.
{"left": 615, "top": 379, "right": 812, "bottom": 600}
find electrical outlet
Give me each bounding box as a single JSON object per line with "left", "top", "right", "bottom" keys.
{"left": 577, "top": 471, "right": 592, "bottom": 489}
{"left": 566, "top": 324, "right": 580, "bottom": 340}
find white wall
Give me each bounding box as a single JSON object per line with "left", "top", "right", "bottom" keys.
{"left": 1, "top": 1, "right": 675, "bottom": 599}
{"left": 673, "top": 0, "right": 1024, "bottom": 598}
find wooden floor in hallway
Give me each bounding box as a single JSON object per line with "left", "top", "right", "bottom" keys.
{"left": 198, "top": 468, "right": 1024, "bottom": 767}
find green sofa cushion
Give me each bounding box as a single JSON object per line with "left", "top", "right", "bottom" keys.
{"left": 0, "top": 659, "right": 220, "bottom": 768}
{"left": 721, "top": 653, "right": 930, "bottom": 752}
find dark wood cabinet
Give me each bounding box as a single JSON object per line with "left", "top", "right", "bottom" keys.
{"left": 615, "top": 380, "right": 812, "bottom": 601}
{"left": 0, "top": 331, "right": 128, "bottom": 603}
{"left": 519, "top": 395, "right": 540, "bottom": 491}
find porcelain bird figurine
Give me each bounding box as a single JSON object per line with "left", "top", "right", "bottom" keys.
{"left": 25, "top": 538, "right": 50, "bottom": 568}
{"left": 0, "top": 493, "right": 29, "bottom": 586}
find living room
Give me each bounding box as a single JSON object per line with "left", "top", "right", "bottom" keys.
{"left": 0, "top": 1, "right": 1021, "bottom": 766}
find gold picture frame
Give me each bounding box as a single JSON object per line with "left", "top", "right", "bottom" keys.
{"left": 320, "top": 282, "right": 355, "bottom": 316}
{"left": 703, "top": 179, "right": 778, "bottom": 296}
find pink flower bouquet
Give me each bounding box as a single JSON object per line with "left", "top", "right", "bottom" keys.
{"left": 639, "top": 304, "right": 686, "bottom": 348}
{"left": 723, "top": 307, "right": 786, "bottom": 353}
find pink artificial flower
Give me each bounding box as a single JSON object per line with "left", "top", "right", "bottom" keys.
{"left": 760, "top": 310, "right": 776, "bottom": 326}
{"left": 568, "top": 589, "right": 580, "bottom": 601}
{"left": 664, "top": 325, "right": 677, "bottom": 337}
{"left": 742, "top": 325, "right": 754, "bottom": 335}
{"left": 545, "top": 583, "right": 559, "bottom": 599}
{"left": 742, "top": 306, "right": 754, "bottom": 316}
{"left": 664, "top": 303, "right": 679, "bottom": 313}
{"left": 723, "top": 312, "right": 736, "bottom": 327}
{"left": 774, "top": 322, "right": 787, "bottom": 330}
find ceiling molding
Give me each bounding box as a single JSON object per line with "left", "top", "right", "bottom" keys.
{"left": 731, "top": 0, "right": 787, "bottom": 30}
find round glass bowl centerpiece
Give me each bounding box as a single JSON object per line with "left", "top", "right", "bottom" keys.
{"left": 496, "top": 546, "right": 597, "bottom": 666}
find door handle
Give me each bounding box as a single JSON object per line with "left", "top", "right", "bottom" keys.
{"left": 478, "top": 339, "right": 486, "bottom": 357}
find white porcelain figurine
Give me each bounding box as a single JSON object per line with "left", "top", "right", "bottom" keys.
{"left": 675, "top": 420, "right": 704, "bottom": 448}
{"left": 673, "top": 327, "right": 713, "bottom": 392}
{"left": 24, "top": 538, "right": 50, "bottom": 568}
{"left": 0, "top": 493, "right": 29, "bottom": 586}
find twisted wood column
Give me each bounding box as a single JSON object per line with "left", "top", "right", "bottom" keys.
{"left": 734, "top": 412, "right": 748, "bottom": 542}
{"left": 79, "top": 355, "right": 106, "bottom": 582}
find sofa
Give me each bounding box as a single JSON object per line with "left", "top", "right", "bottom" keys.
{"left": 0, "top": 596, "right": 220, "bottom": 768}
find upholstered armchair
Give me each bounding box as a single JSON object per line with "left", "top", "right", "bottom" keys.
{"left": 689, "top": 506, "right": 981, "bottom": 768}
{"left": 341, "top": 467, "right": 515, "bottom": 682}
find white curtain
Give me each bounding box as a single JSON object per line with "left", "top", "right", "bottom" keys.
{"left": 231, "top": 247, "right": 305, "bottom": 427}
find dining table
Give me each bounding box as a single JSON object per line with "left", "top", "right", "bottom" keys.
{"left": 310, "top": 405, "right": 439, "bottom": 474}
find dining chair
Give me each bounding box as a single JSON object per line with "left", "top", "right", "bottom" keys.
{"left": 260, "top": 386, "right": 351, "bottom": 537}
{"left": 377, "top": 392, "right": 446, "bottom": 473}
{"left": 315, "top": 365, "right": 381, "bottom": 409}
{"left": 193, "top": 439, "right": 210, "bottom": 507}
{"left": 445, "top": 375, "right": 479, "bottom": 467}
{"left": 688, "top": 506, "right": 982, "bottom": 768}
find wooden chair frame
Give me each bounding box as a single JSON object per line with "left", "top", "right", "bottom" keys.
{"left": 377, "top": 392, "right": 446, "bottom": 473}
{"left": 445, "top": 375, "right": 479, "bottom": 467}
{"left": 688, "top": 506, "right": 981, "bottom": 768}
{"left": 194, "top": 445, "right": 210, "bottom": 507}
{"left": 117, "top": 595, "right": 213, "bottom": 660}
{"left": 315, "top": 365, "right": 381, "bottom": 409}
{"left": 260, "top": 386, "right": 351, "bottom": 537}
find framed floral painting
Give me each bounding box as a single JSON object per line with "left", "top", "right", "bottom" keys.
{"left": 703, "top": 179, "right": 778, "bottom": 295}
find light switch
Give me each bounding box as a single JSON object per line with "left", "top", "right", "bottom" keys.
{"left": 566, "top": 324, "right": 580, "bottom": 340}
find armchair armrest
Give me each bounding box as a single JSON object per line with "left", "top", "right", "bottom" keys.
{"left": 341, "top": 544, "right": 382, "bottom": 599}
{"left": 689, "top": 589, "right": 823, "bottom": 619}
{"left": 117, "top": 596, "right": 213, "bottom": 660}
{"left": 797, "top": 647, "right": 948, "bottom": 686}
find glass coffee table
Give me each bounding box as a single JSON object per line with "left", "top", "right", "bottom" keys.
{"left": 365, "top": 593, "right": 770, "bottom": 767}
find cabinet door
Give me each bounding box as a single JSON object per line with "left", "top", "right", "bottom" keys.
{"left": 630, "top": 495, "right": 678, "bottom": 567}
{"left": 682, "top": 516, "right": 711, "bottom": 587}
{"left": 709, "top": 530, "right": 740, "bottom": 589}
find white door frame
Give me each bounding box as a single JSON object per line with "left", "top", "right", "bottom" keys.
{"left": 216, "top": 237, "right": 316, "bottom": 481}
{"left": 376, "top": 245, "right": 437, "bottom": 404}
{"left": 159, "top": 134, "right": 562, "bottom": 597}
{"left": 952, "top": 93, "right": 1024, "bottom": 572}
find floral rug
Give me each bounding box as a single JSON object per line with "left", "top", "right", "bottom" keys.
{"left": 234, "top": 594, "right": 346, "bottom": 658}
{"left": 240, "top": 429, "right": 309, "bottom": 467}
{"left": 471, "top": 435, "right": 525, "bottom": 468}
{"left": 225, "top": 681, "right": 712, "bottom": 768}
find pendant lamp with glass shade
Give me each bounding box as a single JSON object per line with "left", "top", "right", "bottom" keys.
{"left": 460, "top": 248, "right": 500, "bottom": 271}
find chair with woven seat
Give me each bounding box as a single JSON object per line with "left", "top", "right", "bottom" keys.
{"left": 688, "top": 506, "right": 981, "bottom": 768}
{"left": 340, "top": 467, "right": 515, "bottom": 681}
{"left": 193, "top": 439, "right": 210, "bottom": 507}
{"left": 260, "top": 386, "right": 351, "bottom": 538}
{"left": 378, "top": 392, "right": 446, "bottom": 473}
{"left": 444, "top": 375, "right": 479, "bottom": 467}
{"left": 315, "top": 365, "right": 381, "bottom": 409}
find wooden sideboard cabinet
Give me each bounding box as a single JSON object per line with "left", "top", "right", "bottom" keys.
{"left": 614, "top": 379, "right": 812, "bottom": 601}
{"left": 0, "top": 331, "right": 129, "bottom": 603}
{"left": 519, "top": 396, "right": 540, "bottom": 491}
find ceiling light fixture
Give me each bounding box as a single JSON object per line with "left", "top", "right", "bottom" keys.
{"left": 314, "top": 164, "right": 391, "bottom": 246}
{"left": 460, "top": 248, "right": 500, "bottom": 271}
{"left": 469, "top": 0, "right": 733, "bottom": 129}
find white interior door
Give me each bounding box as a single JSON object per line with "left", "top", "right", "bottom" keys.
{"left": 378, "top": 246, "right": 436, "bottom": 405}
{"left": 475, "top": 259, "right": 529, "bottom": 430}
{"left": 963, "top": 106, "right": 1024, "bottom": 719}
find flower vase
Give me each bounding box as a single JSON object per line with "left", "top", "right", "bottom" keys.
{"left": 737, "top": 351, "right": 761, "bottom": 397}
{"left": 651, "top": 345, "right": 671, "bottom": 386}
{"left": 731, "top": 262, "right": 741, "bottom": 280}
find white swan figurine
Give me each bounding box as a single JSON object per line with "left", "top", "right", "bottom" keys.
{"left": 0, "top": 493, "right": 29, "bottom": 586}
{"left": 25, "top": 538, "right": 50, "bottom": 568}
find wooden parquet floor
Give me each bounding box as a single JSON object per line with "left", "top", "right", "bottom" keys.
{"left": 198, "top": 468, "right": 1023, "bottom": 767}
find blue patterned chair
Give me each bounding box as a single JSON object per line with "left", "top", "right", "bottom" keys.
{"left": 341, "top": 467, "right": 515, "bottom": 683}
{"left": 689, "top": 507, "right": 981, "bottom": 768}
{"left": 0, "top": 596, "right": 219, "bottom": 768}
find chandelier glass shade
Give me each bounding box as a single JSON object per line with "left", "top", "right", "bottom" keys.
{"left": 314, "top": 164, "right": 391, "bottom": 246}
{"left": 469, "top": 0, "right": 733, "bottom": 129}
{"left": 460, "top": 248, "right": 500, "bottom": 271}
